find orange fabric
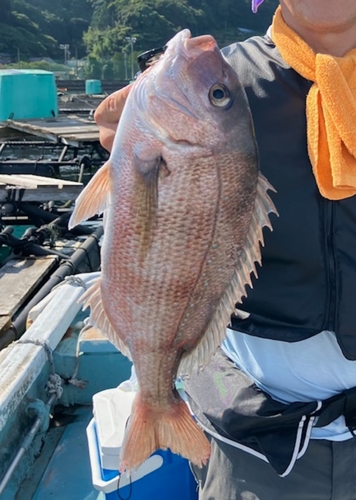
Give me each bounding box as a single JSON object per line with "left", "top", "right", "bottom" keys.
{"left": 271, "top": 6, "right": 356, "bottom": 200}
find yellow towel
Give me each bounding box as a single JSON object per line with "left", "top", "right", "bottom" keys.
{"left": 271, "top": 6, "right": 356, "bottom": 200}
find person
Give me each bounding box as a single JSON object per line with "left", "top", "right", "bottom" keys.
{"left": 94, "top": 1, "right": 356, "bottom": 498}
{"left": 94, "top": 84, "right": 132, "bottom": 152}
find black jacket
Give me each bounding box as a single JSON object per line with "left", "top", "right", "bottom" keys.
{"left": 222, "top": 34, "right": 356, "bottom": 360}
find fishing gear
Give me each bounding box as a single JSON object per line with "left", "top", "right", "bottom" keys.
{"left": 137, "top": 46, "right": 167, "bottom": 73}
{"left": 0, "top": 225, "right": 68, "bottom": 259}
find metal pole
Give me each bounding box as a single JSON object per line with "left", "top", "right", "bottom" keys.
{"left": 125, "top": 36, "right": 137, "bottom": 80}
{"left": 123, "top": 52, "right": 128, "bottom": 80}
{"left": 0, "top": 393, "right": 57, "bottom": 496}
{"left": 59, "top": 44, "right": 70, "bottom": 77}
{"left": 131, "top": 40, "right": 134, "bottom": 80}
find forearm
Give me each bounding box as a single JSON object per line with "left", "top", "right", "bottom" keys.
{"left": 94, "top": 84, "right": 132, "bottom": 152}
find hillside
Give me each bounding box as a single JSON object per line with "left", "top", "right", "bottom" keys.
{"left": 0, "top": 0, "right": 278, "bottom": 58}
{"left": 0, "top": 0, "right": 279, "bottom": 77}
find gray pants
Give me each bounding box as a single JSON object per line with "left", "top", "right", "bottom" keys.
{"left": 191, "top": 436, "right": 356, "bottom": 500}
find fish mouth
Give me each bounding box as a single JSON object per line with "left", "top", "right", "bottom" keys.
{"left": 183, "top": 33, "right": 218, "bottom": 56}
{"left": 166, "top": 29, "right": 217, "bottom": 56}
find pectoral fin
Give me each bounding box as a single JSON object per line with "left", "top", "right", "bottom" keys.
{"left": 133, "top": 153, "right": 162, "bottom": 261}
{"left": 69, "top": 161, "right": 111, "bottom": 229}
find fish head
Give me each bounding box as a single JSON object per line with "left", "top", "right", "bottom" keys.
{"left": 133, "top": 29, "right": 257, "bottom": 159}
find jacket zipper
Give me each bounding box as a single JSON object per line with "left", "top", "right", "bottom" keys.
{"left": 325, "top": 200, "right": 336, "bottom": 331}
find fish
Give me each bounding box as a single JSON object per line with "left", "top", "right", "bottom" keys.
{"left": 69, "top": 28, "right": 276, "bottom": 472}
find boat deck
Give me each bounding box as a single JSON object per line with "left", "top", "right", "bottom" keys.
{"left": 17, "top": 405, "right": 104, "bottom": 500}
{"left": 0, "top": 269, "right": 198, "bottom": 500}
{"left": 0, "top": 273, "right": 133, "bottom": 500}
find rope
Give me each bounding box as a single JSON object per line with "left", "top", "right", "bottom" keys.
{"left": 46, "top": 373, "right": 63, "bottom": 399}
{"left": 16, "top": 338, "right": 64, "bottom": 400}
{"left": 15, "top": 276, "right": 92, "bottom": 397}
{"left": 66, "top": 318, "right": 90, "bottom": 389}
{"left": 17, "top": 338, "right": 55, "bottom": 374}
{"left": 51, "top": 274, "right": 89, "bottom": 293}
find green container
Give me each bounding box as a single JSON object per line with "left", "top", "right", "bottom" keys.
{"left": 85, "top": 79, "right": 102, "bottom": 95}
{"left": 0, "top": 69, "right": 58, "bottom": 121}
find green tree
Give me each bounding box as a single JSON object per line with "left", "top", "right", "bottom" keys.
{"left": 0, "top": 0, "right": 279, "bottom": 67}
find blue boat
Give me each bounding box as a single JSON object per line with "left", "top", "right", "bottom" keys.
{"left": 0, "top": 73, "right": 199, "bottom": 497}
{"left": 0, "top": 268, "right": 199, "bottom": 499}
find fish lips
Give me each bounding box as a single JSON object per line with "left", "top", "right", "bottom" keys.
{"left": 165, "top": 29, "right": 219, "bottom": 63}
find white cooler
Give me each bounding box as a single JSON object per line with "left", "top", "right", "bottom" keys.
{"left": 86, "top": 386, "right": 198, "bottom": 499}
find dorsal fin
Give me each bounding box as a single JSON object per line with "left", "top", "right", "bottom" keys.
{"left": 80, "top": 277, "right": 132, "bottom": 360}
{"left": 178, "top": 173, "right": 277, "bottom": 377}
{"left": 69, "top": 161, "right": 112, "bottom": 229}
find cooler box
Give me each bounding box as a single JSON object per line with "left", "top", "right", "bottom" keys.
{"left": 87, "top": 386, "right": 198, "bottom": 499}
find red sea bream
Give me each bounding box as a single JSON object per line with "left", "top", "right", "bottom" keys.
{"left": 69, "top": 29, "right": 276, "bottom": 472}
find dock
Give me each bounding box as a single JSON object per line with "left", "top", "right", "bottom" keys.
{"left": 0, "top": 174, "right": 83, "bottom": 202}
{"left": 4, "top": 115, "right": 100, "bottom": 147}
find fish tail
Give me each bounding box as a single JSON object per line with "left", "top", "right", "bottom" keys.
{"left": 119, "top": 393, "right": 210, "bottom": 472}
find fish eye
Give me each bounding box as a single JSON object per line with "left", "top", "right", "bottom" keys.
{"left": 209, "top": 84, "right": 231, "bottom": 107}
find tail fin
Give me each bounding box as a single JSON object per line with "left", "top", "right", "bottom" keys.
{"left": 119, "top": 393, "right": 210, "bottom": 472}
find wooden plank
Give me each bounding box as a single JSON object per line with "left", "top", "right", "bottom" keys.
{"left": 0, "top": 257, "right": 57, "bottom": 317}
{"left": 5, "top": 117, "right": 99, "bottom": 145}
{"left": 38, "top": 126, "right": 98, "bottom": 134}
{"left": 6, "top": 117, "right": 97, "bottom": 130}
{"left": 61, "top": 132, "right": 100, "bottom": 141}
{"left": 0, "top": 174, "right": 83, "bottom": 202}
{"left": 0, "top": 316, "right": 11, "bottom": 338}
{"left": 0, "top": 174, "right": 41, "bottom": 188}
{"left": 0, "top": 187, "right": 82, "bottom": 202}
{"left": 7, "top": 116, "right": 95, "bottom": 128}
{"left": 5, "top": 122, "right": 60, "bottom": 143}
{"left": 3, "top": 174, "right": 81, "bottom": 187}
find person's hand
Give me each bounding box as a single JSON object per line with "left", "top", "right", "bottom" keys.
{"left": 94, "top": 84, "right": 132, "bottom": 152}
